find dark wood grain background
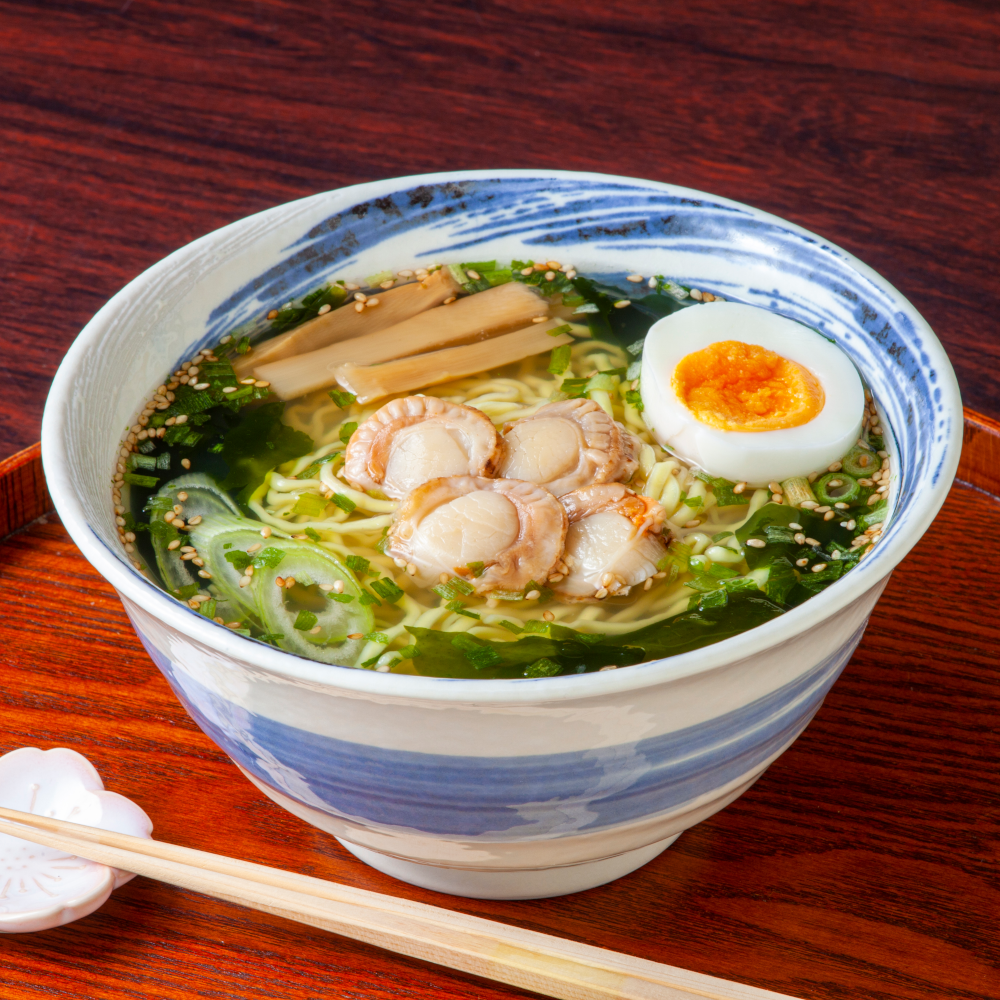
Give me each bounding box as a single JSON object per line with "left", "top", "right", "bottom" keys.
{"left": 1, "top": 0, "right": 998, "bottom": 460}
{"left": 0, "top": 3, "right": 998, "bottom": 998}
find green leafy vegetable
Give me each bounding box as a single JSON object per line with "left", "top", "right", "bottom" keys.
{"left": 524, "top": 658, "right": 562, "bottom": 678}
{"left": 303, "top": 527, "right": 321, "bottom": 542}
{"left": 623, "top": 389, "right": 644, "bottom": 411}
{"left": 252, "top": 547, "right": 286, "bottom": 569}
{"left": 224, "top": 550, "right": 252, "bottom": 572}
{"left": 123, "top": 472, "right": 159, "bottom": 487}
{"left": 339, "top": 421, "right": 358, "bottom": 445}
{"left": 466, "top": 561, "right": 486, "bottom": 578}
{"left": 197, "top": 599, "right": 217, "bottom": 619}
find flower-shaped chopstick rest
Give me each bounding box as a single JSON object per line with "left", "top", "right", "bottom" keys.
{"left": 0, "top": 747, "right": 152, "bottom": 933}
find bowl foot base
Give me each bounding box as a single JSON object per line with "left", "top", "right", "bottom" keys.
{"left": 335, "top": 836, "right": 680, "bottom": 900}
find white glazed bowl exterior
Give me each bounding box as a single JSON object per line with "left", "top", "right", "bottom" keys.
{"left": 41, "top": 171, "right": 961, "bottom": 892}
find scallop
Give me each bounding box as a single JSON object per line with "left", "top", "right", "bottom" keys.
{"left": 385, "top": 476, "right": 567, "bottom": 593}
{"left": 344, "top": 396, "right": 500, "bottom": 500}
{"left": 497, "top": 398, "right": 640, "bottom": 497}
{"left": 552, "top": 484, "right": 670, "bottom": 600}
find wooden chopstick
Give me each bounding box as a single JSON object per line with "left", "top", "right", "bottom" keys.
{"left": 0, "top": 807, "right": 799, "bottom": 1000}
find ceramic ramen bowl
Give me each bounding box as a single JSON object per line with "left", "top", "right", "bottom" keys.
{"left": 41, "top": 171, "right": 962, "bottom": 899}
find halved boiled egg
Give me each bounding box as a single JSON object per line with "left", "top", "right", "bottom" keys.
{"left": 640, "top": 302, "right": 864, "bottom": 484}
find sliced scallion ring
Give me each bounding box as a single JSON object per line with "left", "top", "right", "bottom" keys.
{"left": 814, "top": 472, "right": 861, "bottom": 506}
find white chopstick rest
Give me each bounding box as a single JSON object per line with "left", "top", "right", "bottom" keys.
{"left": 0, "top": 747, "right": 152, "bottom": 933}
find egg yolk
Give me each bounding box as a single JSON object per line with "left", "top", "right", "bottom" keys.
{"left": 672, "top": 340, "right": 824, "bottom": 432}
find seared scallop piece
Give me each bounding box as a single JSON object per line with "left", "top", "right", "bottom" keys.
{"left": 552, "top": 484, "right": 670, "bottom": 600}
{"left": 497, "top": 398, "right": 640, "bottom": 497}
{"left": 386, "top": 476, "right": 567, "bottom": 593}
{"left": 344, "top": 396, "right": 500, "bottom": 500}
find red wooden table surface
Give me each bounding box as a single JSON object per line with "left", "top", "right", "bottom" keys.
{"left": 1, "top": 2, "right": 998, "bottom": 997}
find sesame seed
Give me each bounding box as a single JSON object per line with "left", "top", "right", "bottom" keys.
{"left": 520, "top": 267, "right": 533, "bottom": 276}
{"left": 254, "top": 380, "right": 270, "bottom": 388}
{"left": 771, "top": 494, "right": 783, "bottom": 503}
{"left": 794, "top": 532, "right": 806, "bottom": 544}
{"left": 222, "top": 386, "right": 237, "bottom": 393}
{"left": 867, "top": 494, "right": 880, "bottom": 505}
{"left": 565, "top": 269, "right": 577, "bottom": 280}
{"left": 198, "top": 569, "right": 212, "bottom": 578}
{"left": 188, "top": 367, "right": 199, "bottom": 376}
{"left": 406, "top": 563, "right": 417, "bottom": 576}
{"left": 746, "top": 538, "right": 766, "bottom": 548}
{"left": 354, "top": 302, "right": 365, "bottom": 313}
{"left": 261, "top": 526, "right": 272, "bottom": 537}
{"left": 348, "top": 633, "right": 364, "bottom": 640}
{"left": 365, "top": 297, "right": 380, "bottom": 308}
{"left": 788, "top": 522, "right": 802, "bottom": 530}
{"left": 380, "top": 280, "right": 395, "bottom": 289}
{"left": 345, "top": 282, "right": 360, "bottom": 290}
{"left": 284, "top": 577, "right": 296, "bottom": 588}
{"left": 239, "top": 575, "right": 251, "bottom": 588}
{"left": 163, "top": 511, "right": 175, "bottom": 523}
{"left": 807, "top": 471, "right": 819, "bottom": 483}
{"left": 626, "top": 274, "right": 643, "bottom": 283}
{"left": 805, "top": 537, "right": 820, "bottom": 546}
{"left": 354, "top": 292, "right": 367, "bottom": 302}
{"left": 613, "top": 300, "right": 631, "bottom": 309}
{"left": 247, "top": 543, "right": 262, "bottom": 553}
{"left": 529, "top": 315, "right": 547, "bottom": 323}
{"left": 595, "top": 587, "right": 609, "bottom": 599}
{"left": 826, "top": 479, "right": 843, "bottom": 489}
{"left": 275, "top": 577, "right": 284, "bottom": 588}
{"left": 844, "top": 519, "right": 857, "bottom": 530}
{"left": 647, "top": 277, "right": 657, "bottom": 288}
{"left": 831, "top": 550, "right": 843, "bottom": 560}
{"left": 768, "top": 481, "right": 782, "bottom": 494}
{"left": 542, "top": 610, "right": 555, "bottom": 622}
{"left": 442, "top": 296, "right": 456, "bottom": 305}
{"left": 653, "top": 571, "right": 666, "bottom": 579}
{"left": 318, "top": 304, "right": 332, "bottom": 315}
{"left": 548, "top": 573, "right": 564, "bottom": 583}
{"left": 546, "top": 261, "right": 561, "bottom": 270}
{"left": 525, "top": 589, "right": 541, "bottom": 600}
{"left": 466, "top": 270, "right": 481, "bottom": 280}
{"left": 644, "top": 578, "right": 653, "bottom": 590}
{"left": 689, "top": 289, "right": 703, "bottom": 301}
{"left": 124, "top": 531, "right": 136, "bottom": 542}
{"left": 267, "top": 309, "right": 279, "bottom": 320}
{"left": 702, "top": 293, "right": 716, "bottom": 302}
{"left": 309, "top": 625, "right": 322, "bottom": 635}
{"left": 124, "top": 542, "right": 134, "bottom": 553}
{"left": 180, "top": 545, "right": 195, "bottom": 552}
{"left": 834, "top": 502, "right": 850, "bottom": 509}
{"left": 800, "top": 500, "right": 819, "bottom": 509}
{"left": 544, "top": 270, "right": 556, "bottom": 281}
{"left": 824, "top": 510, "right": 836, "bottom": 520}
{"left": 733, "top": 482, "right": 746, "bottom": 494}
{"left": 181, "top": 458, "right": 191, "bottom": 469}
{"left": 877, "top": 450, "right": 888, "bottom": 459}
{"left": 811, "top": 563, "right": 828, "bottom": 573}
{"left": 193, "top": 382, "right": 210, "bottom": 391}
{"left": 685, "top": 519, "right": 702, "bottom": 528}
{"left": 115, "top": 515, "right": 126, "bottom": 527}
{"left": 796, "top": 557, "right": 809, "bottom": 567}
{"left": 187, "top": 515, "right": 203, "bottom": 525}
{"left": 333, "top": 580, "right": 344, "bottom": 594}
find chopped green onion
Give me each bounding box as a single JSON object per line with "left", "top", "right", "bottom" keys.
{"left": 303, "top": 527, "right": 321, "bottom": 542}
{"left": 358, "top": 590, "right": 381, "bottom": 607}
{"left": 236, "top": 336, "right": 251, "bottom": 354}
{"left": 370, "top": 578, "right": 405, "bottom": 603}
{"left": 123, "top": 472, "right": 159, "bottom": 487}
{"left": 345, "top": 555, "right": 370, "bottom": 576}
{"left": 293, "top": 610, "right": 318, "bottom": 631}
{"left": 548, "top": 344, "right": 572, "bottom": 375}
{"left": 363, "top": 631, "right": 390, "bottom": 644}
{"left": 328, "top": 389, "right": 356, "bottom": 408}
{"left": 331, "top": 493, "right": 357, "bottom": 514}
{"left": 499, "top": 620, "right": 524, "bottom": 634}
{"left": 524, "top": 657, "right": 561, "bottom": 678}
{"left": 328, "top": 592, "right": 355, "bottom": 603}
{"left": 291, "top": 493, "right": 328, "bottom": 517}
{"left": 547, "top": 323, "right": 572, "bottom": 337}
{"left": 466, "top": 561, "right": 485, "bottom": 578}
{"left": 197, "top": 599, "right": 217, "bottom": 619}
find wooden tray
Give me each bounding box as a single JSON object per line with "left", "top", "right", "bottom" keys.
{"left": 1, "top": 413, "right": 997, "bottom": 1000}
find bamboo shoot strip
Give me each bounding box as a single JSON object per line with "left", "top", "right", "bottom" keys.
{"left": 234, "top": 269, "right": 463, "bottom": 378}
{"left": 256, "top": 281, "right": 549, "bottom": 400}
{"left": 335, "top": 321, "right": 572, "bottom": 403}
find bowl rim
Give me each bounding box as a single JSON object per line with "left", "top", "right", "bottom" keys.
{"left": 41, "top": 167, "right": 963, "bottom": 705}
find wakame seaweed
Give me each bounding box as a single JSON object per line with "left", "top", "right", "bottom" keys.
{"left": 404, "top": 594, "right": 785, "bottom": 679}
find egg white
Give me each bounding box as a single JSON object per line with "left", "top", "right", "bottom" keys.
{"left": 640, "top": 301, "right": 864, "bottom": 485}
